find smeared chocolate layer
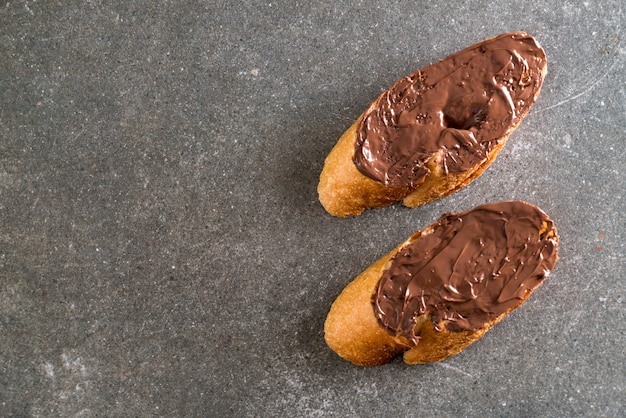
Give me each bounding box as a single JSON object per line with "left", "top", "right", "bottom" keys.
{"left": 354, "top": 32, "right": 546, "bottom": 188}
{"left": 373, "top": 201, "right": 558, "bottom": 345}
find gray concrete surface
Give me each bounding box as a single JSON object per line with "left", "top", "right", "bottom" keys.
{"left": 1, "top": 1, "right": 624, "bottom": 416}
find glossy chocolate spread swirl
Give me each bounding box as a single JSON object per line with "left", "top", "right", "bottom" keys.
{"left": 373, "top": 201, "right": 558, "bottom": 345}
{"left": 354, "top": 32, "right": 546, "bottom": 188}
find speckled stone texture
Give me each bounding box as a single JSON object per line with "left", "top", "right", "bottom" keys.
{"left": 1, "top": 1, "right": 624, "bottom": 416}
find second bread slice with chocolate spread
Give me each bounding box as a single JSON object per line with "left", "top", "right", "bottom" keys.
{"left": 324, "top": 201, "right": 559, "bottom": 365}
{"left": 318, "top": 32, "right": 547, "bottom": 217}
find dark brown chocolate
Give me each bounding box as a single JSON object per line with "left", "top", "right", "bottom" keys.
{"left": 373, "top": 201, "right": 558, "bottom": 345}
{"left": 354, "top": 32, "right": 546, "bottom": 188}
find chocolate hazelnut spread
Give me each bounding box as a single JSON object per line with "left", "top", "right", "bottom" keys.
{"left": 373, "top": 201, "right": 558, "bottom": 345}
{"left": 354, "top": 32, "right": 546, "bottom": 189}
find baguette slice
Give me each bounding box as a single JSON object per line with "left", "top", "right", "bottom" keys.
{"left": 324, "top": 201, "right": 558, "bottom": 365}
{"left": 318, "top": 32, "right": 547, "bottom": 217}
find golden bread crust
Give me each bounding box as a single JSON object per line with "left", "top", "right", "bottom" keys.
{"left": 317, "top": 110, "right": 409, "bottom": 218}
{"left": 324, "top": 249, "right": 410, "bottom": 366}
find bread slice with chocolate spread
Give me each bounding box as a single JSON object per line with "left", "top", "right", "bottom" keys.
{"left": 318, "top": 32, "right": 547, "bottom": 217}
{"left": 324, "top": 201, "right": 558, "bottom": 365}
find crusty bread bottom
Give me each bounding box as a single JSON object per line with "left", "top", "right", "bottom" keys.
{"left": 317, "top": 108, "right": 409, "bottom": 218}
{"left": 324, "top": 227, "right": 536, "bottom": 366}
{"left": 317, "top": 106, "right": 509, "bottom": 218}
